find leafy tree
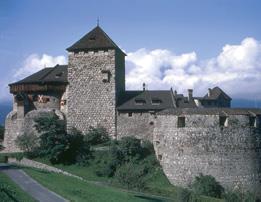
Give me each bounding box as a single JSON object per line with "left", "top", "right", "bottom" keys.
{"left": 15, "top": 133, "right": 38, "bottom": 154}
{"left": 191, "top": 173, "right": 224, "bottom": 198}
{"left": 34, "top": 115, "right": 91, "bottom": 164}
{"left": 118, "top": 136, "right": 143, "bottom": 161}
{"left": 84, "top": 126, "right": 109, "bottom": 145}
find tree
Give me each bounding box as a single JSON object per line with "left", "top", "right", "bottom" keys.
{"left": 191, "top": 173, "right": 224, "bottom": 198}
{"left": 34, "top": 115, "right": 91, "bottom": 164}
{"left": 15, "top": 133, "right": 38, "bottom": 154}
{"left": 84, "top": 126, "right": 109, "bottom": 145}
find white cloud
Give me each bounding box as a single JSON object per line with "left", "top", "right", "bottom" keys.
{"left": 0, "top": 54, "right": 66, "bottom": 102}
{"left": 14, "top": 54, "right": 67, "bottom": 80}
{"left": 126, "top": 37, "right": 261, "bottom": 99}
{"left": 1, "top": 38, "right": 261, "bottom": 103}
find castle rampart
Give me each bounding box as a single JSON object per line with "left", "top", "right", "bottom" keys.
{"left": 153, "top": 109, "right": 261, "bottom": 196}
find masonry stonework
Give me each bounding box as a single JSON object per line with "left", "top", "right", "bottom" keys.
{"left": 67, "top": 50, "right": 117, "bottom": 137}
{"left": 153, "top": 113, "right": 261, "bottom": 196}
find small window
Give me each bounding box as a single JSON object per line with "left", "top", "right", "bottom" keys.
{"left": 158, "top": 154, "right": 162, "bottom": 160}
{"left": 55, "top": 72, "right": 63, "bottom": 78}
{"left": 89, "top": 36, "right": 96, "bottom": 41}
{"left": 135, "top": 99, "right": 146, "bottom": 105}
{"left": 149, "top": 121, "right": 154, "bottom": 125}
{"left": 101, "top": 70, "right": 110, "bottom": 83}
{"left": 219, "top": 116, "right": 228, "bottom": 127}
{"left": 128, "top": 112, "right": 132, "bottom": 117}
{"left": 177, "top": 117, "right": 185, "bottom": 128}
{"left": 152, "top": 99, "right": 162, "bottom": 105}
{"left": 249, "top": 116, "right": 256, "bottom": 127}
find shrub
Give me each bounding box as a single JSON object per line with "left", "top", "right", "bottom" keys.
{"left": 114, "top": 162, "right": 147, "bottom": 191}
{"left": 223, "top": 190, "right": 258, "bottom": 202}
{"left": 118, "top": 136, "right": 143, "bottom": 161}
{"left": 0, "top": 184, "right": 17, "bottom": 201}
{"left": 34, "top": 115, "right": 91, "bottom": 164}
{"left": 15, "top": 133, "right": 38, "bottom": 154}
{"left": 191, "top": 173, "right": 224, "bottom": 198}
{"left": 0, "top": 125, "right": 4, "bottom": 140}
{"left": 84, "top": 126, "right": 109, "bottom": 145}
{"left": 176, "top": 188, "right": 198, "bottom": 202}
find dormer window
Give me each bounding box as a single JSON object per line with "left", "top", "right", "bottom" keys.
{"left": 89, "top": 36, "right": 96, "bottom": 41}
{"left": 55, "top": 72, "right": 63, "bottom": 78}
{"left": 135, "top": 99, "right": 146, "bottom": 105}
{"left": 152, "top": 99, "right": 162, "bottom": 105}
{"left": 101, "top": 70, "right": 110, "bottom": 83}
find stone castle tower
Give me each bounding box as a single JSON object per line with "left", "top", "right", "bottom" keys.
{"left": 66, "top": 26, "right": 125, "bottom": 137}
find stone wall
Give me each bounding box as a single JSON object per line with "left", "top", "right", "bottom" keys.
{"left": 153, "top": 114, "right": 261, "bottom": 196}
{"left": 2, "top": 109, "right": 65, "bottom": 153}
{"left": 117, "top": 112, "right": 155, "bottom": 141}
{"left": 67, "top": 50, "right": 118, "bottom": 137}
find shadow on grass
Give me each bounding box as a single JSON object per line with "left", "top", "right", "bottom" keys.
{"left": 134, "top": 194, "right": 168, "bottom": 202}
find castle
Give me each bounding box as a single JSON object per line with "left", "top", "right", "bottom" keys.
{"left": 2, "top": 26, "right": 261, "bottom": 195}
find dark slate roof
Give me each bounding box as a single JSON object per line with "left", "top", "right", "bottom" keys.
{"left": 67, "top": 26, "right": 126, "bottom": 55}
{"left": 158, "top": 108, "right": 261, "bottom": 116}
{"left": 9, "top": 65, "right": 68, "bottom": 85}
{"left": 204, "top": 87, "right": 231, "bottom": 100}
{"left": 175, "top": 95, "right": 197, "bottom": 108}
{"left": 117, "top": 90, "right": 175, "bottom": 111}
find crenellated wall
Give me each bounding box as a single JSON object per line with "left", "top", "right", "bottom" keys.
{"left": 153, "top": 114, "right": 261, "bottom": 196}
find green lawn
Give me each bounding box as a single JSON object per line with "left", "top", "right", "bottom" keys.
{"left": 0, "top": 172, "right": 36, "bottom": 202}
{"left": 24, "top": 167, "right": 173, "bottom": 202}
{"left": 33, "top": 152, "right": 223, "bottom": 202}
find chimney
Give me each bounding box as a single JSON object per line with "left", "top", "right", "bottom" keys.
{"left": 143, "top": 83, "right": 146, "bottom": 91}
{"left": 208, "top": 88, "right": 211, "bottom": 97}
{"left": 188, "top": 89, "right": 193, "bottom": 101}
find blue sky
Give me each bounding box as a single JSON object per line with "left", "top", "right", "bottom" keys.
{"left": 1, "top": 0, "right": 261, "bottom": 102}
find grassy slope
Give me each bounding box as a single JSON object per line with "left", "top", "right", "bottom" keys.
{"left": 33, "top": 152, "right": 223, "bottom": 202}
{"left": 0, "top": 172, "right": 36, "bottom": 202}
{"left": 24, "top": 167, "right": 173, "bottom": 202}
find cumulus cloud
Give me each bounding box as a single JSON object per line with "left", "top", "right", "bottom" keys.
{"left": 14, "top": 54, "right": 67, "bottom": 80}
{"left": 126, "top": 37, "right": 261, "bottom": 99}
{"left": 0, "top": 54, "right": 66, "bottom": 102}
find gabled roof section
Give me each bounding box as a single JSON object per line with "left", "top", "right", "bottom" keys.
{"left": 204, "top": 87, "right": 231, "bottom": 100}
{"left": 117, "top": 90, "right": 175, "bottom": 111}
{"left": 9, "top": 65, "right": 68, "bottom": 85}
{"left": 67, "top": 26, "right": 126, "bottom": 55}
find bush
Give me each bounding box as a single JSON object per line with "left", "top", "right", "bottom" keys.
{"left": 223, "top": 190, "right": 258, "bottom": 202}
{"left": 15, "top": 133, "right": 38, "bottom": 154}
{"left": 114, "top": 162, "right": 147, "bottom": 191}
{"left": 0, "top": 125, "right": 4, "bottom": 140}
{"left": 0, "top": 184, "right": 17, "bottom": 201}
{"left": 34, "top": 115, "right": 91, "bottom": 164}
{"left": 176, "top": 188, "right": 198, "bottom": 202}
{"left": 118, "top": 136, "right": 143, "bottom": 161}
{"left": 84, "top": 126, "right": 109, "bottom": 145}
{"left": 191, "top": 173, "right": 224, "bottom": 198}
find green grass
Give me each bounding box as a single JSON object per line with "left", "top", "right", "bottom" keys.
{"left": 0, "top": 172, "right": 36, "bottom": 202}
{"left": 33, "top": 151, "right": 223, "bottom": 202}
{"left": 24, "top": 167, "right": 173, "bottom": 202}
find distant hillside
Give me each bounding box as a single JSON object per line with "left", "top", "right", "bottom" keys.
{"left": 231, "top": 99, "right": 261, "bottom": 108}
{"left": 0, "top": 101, "right": 12, "bottom": 125}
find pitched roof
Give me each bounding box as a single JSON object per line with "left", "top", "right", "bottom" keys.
{"left": 117, "top": 90, "right": 175, "bottom": 111}
{"left": 67, "top": 26, "right": 126, "bottom": 55}
{"left": 158, "top": 108, "right": 261, "bottom": 116}
{"left": 204, "top": 87, "right": 231, "bottom": 100}
{"left": 9, "top": 65, "right": 68, "bottom": 85}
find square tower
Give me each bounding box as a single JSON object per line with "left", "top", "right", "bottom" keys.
{"left": 66, "top": 26, "right": 125, "bottom": 137}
